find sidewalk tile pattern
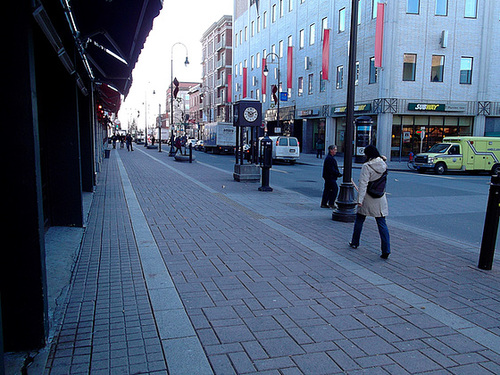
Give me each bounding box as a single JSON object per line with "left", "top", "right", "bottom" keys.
{"left": 44, "top": 148, "right": 500, "bottom": 374}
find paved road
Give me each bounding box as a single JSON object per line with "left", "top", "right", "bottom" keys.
{"left": 193, "top": 151, "right": 494, "bottom": 250}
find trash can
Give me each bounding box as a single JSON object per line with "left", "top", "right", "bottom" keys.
{"left": 104, "top": 149, "right": 110, "bottom": 158}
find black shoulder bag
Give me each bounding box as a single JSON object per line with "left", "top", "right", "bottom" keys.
{"left": 367, "top": 167, "right": 388, "bottom": 198}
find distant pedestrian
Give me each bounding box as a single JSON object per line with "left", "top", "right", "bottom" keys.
{"left": 126, "top": 134, "right": 134, "bottom": 151}
{"left": 151, "top": 136, "right": 155, "bottom": 145}
{"left": 112, "top": 134, "right": 117, "bottom": 149}
{"left": 321, "top": 145, "right": 342, "bottom": 208}
{"left": 174, "top": 137, "right": 182, "bottom": 155}
{"left": 316, "top": 137, "right": 324, "bottom": 158}
{"left": 349, "top": 144, "right": 390, "bottom": 259}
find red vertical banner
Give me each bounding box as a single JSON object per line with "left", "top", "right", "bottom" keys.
{"left": 322, "top": 29, "right": 330, "bottom": 80}
{"left": 261, "top": 58, "right": 267, "bottom": 95}
{"left": 287, "top": 46, "right": 293, "bottom": 89}
{"left": 227, "top": 74, "right": 232, "bottom": 103}
{"left": 243, "top": 67, "right": 247, "bottom": 98}
{"left": 375, "top": 2, "right": 385, "bottom": 67}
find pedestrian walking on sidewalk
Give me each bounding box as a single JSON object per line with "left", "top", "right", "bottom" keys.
{"left": 126, "top": 133, "right": 134, "bottom": 151}
{"left": 321, "top": 145, "right": 342, "bottom": 208}
{"left": 316, "top": 137, "right": 324, "bottom": 158}
{"left": 349, "top": 144, "right": 391, "bottom": 259}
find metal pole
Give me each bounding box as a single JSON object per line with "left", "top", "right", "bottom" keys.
{"left": 144, "top": 89, "right": 149, "bottom": 147}
{"left": 158, "top": 103, "right": 162, "bottom": 152}
{"left": 478, "top": 174, "right": 500, "bottom": 270}
{"left": 332, "top": 0, "right": 359, "bottom": 222}
{"left": 277, "top": 59, "right": 280, "bottom": 131}
{"left": 169, "top": 52, "right": 176, "bottom": 156}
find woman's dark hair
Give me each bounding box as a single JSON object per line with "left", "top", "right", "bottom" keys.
{"left": 364, "top": 144, "right": 381, "bottom": 161}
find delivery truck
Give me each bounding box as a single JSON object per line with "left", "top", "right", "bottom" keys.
{"left": 414, "top": 136, "right": 500, "bottom": 175}
{"left": 203, "top": 122, "right": 235, "bottom": 154}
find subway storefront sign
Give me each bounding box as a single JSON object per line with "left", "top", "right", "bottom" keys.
{"left": 408, "top": 103, "right": 445, "bottom": 111}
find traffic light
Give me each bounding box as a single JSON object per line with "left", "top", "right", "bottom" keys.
{"left": 271, "top": 85, "right": 278, "bottom": 105}
{"left": 173, "top": 77, "right": 179, "bottom": 99}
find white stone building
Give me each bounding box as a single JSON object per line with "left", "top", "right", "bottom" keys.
{"left": 232, "top": 0, "right": 500, "bottom": 158}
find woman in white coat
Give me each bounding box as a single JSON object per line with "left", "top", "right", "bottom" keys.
{"left": 349, "top": 145, "right": 391, "bottom": 259}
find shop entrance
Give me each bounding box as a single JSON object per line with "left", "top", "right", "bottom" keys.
{"left": 391, "top": 115, "right": 473, "bottom": 160}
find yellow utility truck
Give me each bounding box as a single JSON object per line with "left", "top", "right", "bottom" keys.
{"left": 414, "top": 137, "right": 500, "bottom": 175}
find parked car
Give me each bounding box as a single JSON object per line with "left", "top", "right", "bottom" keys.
{"left": 185, "top": 138, "right": 197, "bottom": 148}
{"left": 194, "top": 140, "right": 204, "bottom": 151}
{"left": 259, "top": 136, "right": 300, "bottom": 164}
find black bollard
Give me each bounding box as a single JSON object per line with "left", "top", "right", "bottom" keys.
{"left": 189, "top": 143, "right": 193, "bottom": 163}
{"left": 258, "top": 136, "right": 273, "bottom": 192}
{"left": 478, "top": 174, "right": 500, "bottom": 270}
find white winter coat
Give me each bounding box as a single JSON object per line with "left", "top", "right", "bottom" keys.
{"left": 357, "top": 156, "right": 389, "bottom": 217}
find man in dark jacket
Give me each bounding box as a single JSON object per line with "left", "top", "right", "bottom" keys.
{"left": 321, "top": 145, "right": 342, "bottom": 208}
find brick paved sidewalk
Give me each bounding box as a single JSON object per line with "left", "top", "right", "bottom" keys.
{"left": 44, "top": 146, "right": 500, "bottom": 374}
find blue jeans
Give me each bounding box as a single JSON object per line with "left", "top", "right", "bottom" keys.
{"left": 351, "top": 213, "right": 390, "bottom": 255}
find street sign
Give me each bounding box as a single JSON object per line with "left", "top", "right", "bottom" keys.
{"left": 280, "top": 92, "right": 288, "bottom": 101}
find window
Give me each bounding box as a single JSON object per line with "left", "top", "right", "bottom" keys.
{"left": 289, "top": 0, "right": 293, "bottom": 12}
{"left": 435, "top": 0, "right": 447, "bottom": 16}
{"left": 321, "top": 17, "right": 328, "bottom": 40}
{"left": 245, "top": 26, "right": 248, "bottom": 41}
{"left": 299, "top": 29, "right": 305, "bottom": 49}
{"left": 288, "top": 35, "right": 293, "bottom": 47}
{"left": 251, "top": 55, "right": 255, "bottom": 69}
{"left": 320, "top": 71, "right": 326, "bottom": 92}
{"left": 251, "top": 21, "right": 255, "bottom": 36}
{"left": 263, "top": 11, "right": 267, "bottom": 28}
{"left": 465, "top": 0, "right": 477, "bottom": 18}
{"left": 279, "top": 40, "right": 283, "bottom": 58}
{"left": 280, "top": 0, "right": 284, "bottom": 17}
{"left": 271, "top": 44, "right": 276, "bottom": 61}
{"left": 257, "top": 16, "right": 261, "bottom": 32}
{"left": 300, "top": 0, "right": 305, "bottom": 3}
{"left": 309, "top": 23, "right": 315, "bottom": 45}
{"left": 272, "top": 4, "right": 276, "bottom": 22}
{"left": 308, "top": 73, "right": 314, "bottom": 94}
{"left": 369, "top": 57, "right": 377, "bottom": 84}
{"left": 298, "top": 76, "right": 303, "bottom": 96}
{"left": 407, "top": 0, "right": 419, "bottom": 14}
{"left": 358, "top": 0, "right": 362, "bottom": 24}
{"left": 460, "top": 57, "right": 473, "bottom": 84}
{"left": 256, "top": 52, "right": 261, "bottom": 67}
{"left": 336, "top": 66, "right": 344, "bottom": 89}
{"left": 431, "top": 55, "right": 444, "bottom": 82}
{"left": 339, "top": 8, "right": 346, "bottom": 32}
{"left": 403, "top": 53, "right": 417, "bottom": 81}
{"left": 355, "top": 61, "right": 360, "bottom": 85}
{"left": 372, "top": 0, "right": 379, "bottom": 18}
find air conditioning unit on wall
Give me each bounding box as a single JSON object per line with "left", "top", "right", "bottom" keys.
{"left": 440, "top": 30, "right": 448, "bottom": 48}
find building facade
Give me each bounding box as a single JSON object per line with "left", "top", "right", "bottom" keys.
{"left": 201, "top": 15, "right": 233, "bottom": 123}
{"left": 232, "top": 0, "right": 500, "bottom": 158}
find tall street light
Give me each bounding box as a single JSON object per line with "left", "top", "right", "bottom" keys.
{"left": 263, "top": 52, "right": 280, "bottom": 133}
{"left": 169, "top": 42, "right": 189, "bottom": 156}
{"left": 332, "top": 0, "right": 359, "bottom": 222}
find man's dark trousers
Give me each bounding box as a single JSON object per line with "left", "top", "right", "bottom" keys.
{"left": 321, "top": 179, "right": 338, "bottom": 207}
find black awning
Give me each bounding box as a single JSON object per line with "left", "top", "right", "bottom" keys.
{"left": 70, "top": 0, "right": 162, "bottom": 97}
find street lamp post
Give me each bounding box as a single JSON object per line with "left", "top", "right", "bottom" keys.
{"left": 332, "top": 0, "right": 360, "bottom": 222}
{"left": 263, "top": 53, "right": 280, "bottom": 133}
{"left": 169, "top": 42, "right": 189, "bottom": 156}
{"left": 158, "top": 103, "right": 162, "bottom": 152}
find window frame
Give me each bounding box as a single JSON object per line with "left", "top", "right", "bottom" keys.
{"left": 369, "top": 57, "right": 377, "bottom": 84}
{"left": 402, "top": 53, "right": 417, "bottom": 81}
{"left": 435, "top": 0, "right": 448, "bottom": 16}
{"left": 407, "top": 0, "right": 420, "bottom": 14}
{"left": 336, "top": 65, "right": 344, "bottom": 89}
{"left": 464, "top": 0, "right": 477, "bottom": 18}
{"left": 338, "top": 8, "right": 346, "bottom": 33}
{"left": 309, "top": 23, "right": 316, "bottom": 45}
{"left": 431, "top": 55, "right": 445, "bottom": 82}
{"left": 459, "top": 56, "right": 473, "bottom": 84}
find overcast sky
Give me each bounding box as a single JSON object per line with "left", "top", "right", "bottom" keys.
{"left": 118, "top": 0, "right": 233, "bottom": 129}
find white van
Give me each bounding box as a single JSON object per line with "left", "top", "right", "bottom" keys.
{"left": 268, "top": 136, "right": 300, "bottom": 164}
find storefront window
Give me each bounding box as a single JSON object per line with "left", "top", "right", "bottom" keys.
{"left": 391, "top": 115, "right": 473, "bottom": 160}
